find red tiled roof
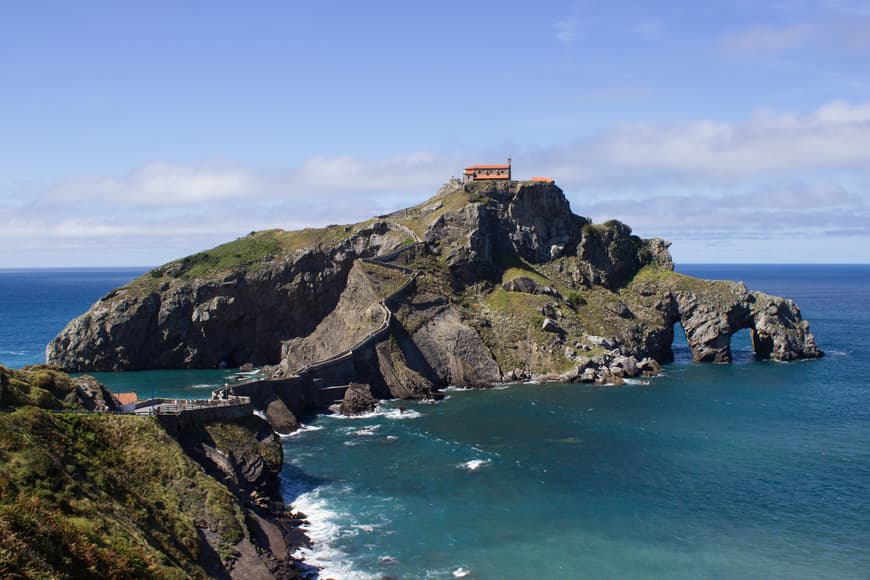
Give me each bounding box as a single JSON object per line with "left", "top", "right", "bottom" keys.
{"left": 465, "top": 164, "right": 511, "bottom": 170}
{"left": 114, "top": 392, "right": 137, "bottom": 405}
{"left": 530, "top": 176, "right": 554, "bottom": 182}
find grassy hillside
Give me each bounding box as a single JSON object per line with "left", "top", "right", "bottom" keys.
{"left": 1, "top": 366, "right": 90, "bottom": 410}
{"left": 0, "top": 366, "right": 248, "bottom": 578}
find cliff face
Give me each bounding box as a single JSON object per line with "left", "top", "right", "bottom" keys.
{"left": 47, "top": 180, "right": 822, "bottom": 394}
{"left": 47, "top": 221, "right": 413, "bottom": 371}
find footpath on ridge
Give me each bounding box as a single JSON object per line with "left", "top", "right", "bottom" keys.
{"left": 216, "top": 243, "right": 423, "bottom": 416}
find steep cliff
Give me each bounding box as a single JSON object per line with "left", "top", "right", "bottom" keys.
{"left": 47, "top": 221, "right": 414, "bottom": 371}
{"left": 47, "top": 180, "right": 822, "bottom": 400}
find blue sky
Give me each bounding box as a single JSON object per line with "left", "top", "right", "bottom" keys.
{"left": 2, "top": 1, "right": 869, "bottom": 266}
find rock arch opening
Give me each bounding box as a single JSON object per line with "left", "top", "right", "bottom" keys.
{"left": 670, "top": 322, "right": 693, "bottom": 364}
{"left": 729, "top": 327, "right": 755, "bottom": 363}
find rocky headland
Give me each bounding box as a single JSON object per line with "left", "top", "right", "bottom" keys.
{"left": 0, "top": 365, "right": 305, "bottom": 578}
{"left": 47, "top": 179, "right": 823, "bottom": 432}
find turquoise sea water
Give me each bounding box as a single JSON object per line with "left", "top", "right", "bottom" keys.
{"left": 281, "top": 265, "right": 870, "bottom": 579}
{"left": 1, "top": 265, "right": 868, "bottom": 578}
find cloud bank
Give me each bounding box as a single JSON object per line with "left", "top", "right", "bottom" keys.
{"left": 3, "top": 101, "right": 869, "bottom": 266}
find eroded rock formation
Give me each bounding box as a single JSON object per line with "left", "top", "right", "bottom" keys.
{"left": 47, "top": 179, "right": 822, "bottom": 421}
{"left": 672, "top": 285, "right": 822, "bottom": 362}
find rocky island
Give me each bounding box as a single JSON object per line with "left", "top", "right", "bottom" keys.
{"left": 47, "top": 176, "right": 822, "bottom": 432}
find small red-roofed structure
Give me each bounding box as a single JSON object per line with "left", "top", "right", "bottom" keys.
{"left": 114, "top": 392, "right": 138, "bottom": 411}
{"left": 463, "top": 158, "right": 511, "bottom": 182}
{"left": 530, "top": 176, "right": 554, "bottom": 183}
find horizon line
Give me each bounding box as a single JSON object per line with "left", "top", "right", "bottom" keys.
{"left": 2, "top": 262, "right": 870, "bottom": 272}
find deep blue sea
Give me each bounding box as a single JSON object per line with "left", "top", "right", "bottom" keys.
{"left": 1, "top": 265, "right": 869, "bottom": 578}
{"left": 0, "top": 268, "right": 239, "bottom": 396}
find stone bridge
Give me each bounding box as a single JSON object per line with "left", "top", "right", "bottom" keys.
{"left": 218, "top": 246, "right": 422, "bottom": 432}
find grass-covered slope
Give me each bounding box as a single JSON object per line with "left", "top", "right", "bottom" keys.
{"left": 0, "top": 366, "right": 246, "bottom": 579}
{"left": 1, "top": 366, "right": 92, "bottom": 410}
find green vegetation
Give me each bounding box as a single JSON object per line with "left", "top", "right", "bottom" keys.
{"left": 0, "top": 407, "right": 243, "bottom": 578}
{"left": 135, "top": 224, "right": 360, "bottom": 285}
{"left": 484, "top": 286, "right": 547, "bottom": 317}
{"left": 1, "top": 365, "right": 82, "bottom": 410}
{"left": 161, "top": 231, "right": 282, "bottom": 279}
{"left": 628, "top": 265, "right": 738, "bottom": 300}
{"left": 0, "top": 366, "right": 252, "bottom": 578}
{"left": 495, "top": 252, "right": 548, "bottom": 286}
{"left": 565, "top": 291, "right": 586, "bottom": 309}
{"left": 478, "top": 288, "right": 554, "bottom": 370}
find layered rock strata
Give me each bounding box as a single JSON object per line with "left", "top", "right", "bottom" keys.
{"left": 48, "top": 179, "right": 823, "bottom": 431}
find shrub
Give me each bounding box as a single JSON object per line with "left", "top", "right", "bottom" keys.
{"left": 566, "top": 291, "right": 586, "bottom": 309}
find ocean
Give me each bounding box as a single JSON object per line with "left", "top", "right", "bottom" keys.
{"left": 0, "top": 267, "right": 241, "bottom": 396}
{"left": 1, "top": 265, "right": 868, "bottom": 578}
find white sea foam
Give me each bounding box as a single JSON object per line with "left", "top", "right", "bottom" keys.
{"left": 453, "top": 567, "right": 472, "bottom": 577}
{"left": 191, "top": 383, "right": 217, "bottom": 389}
{"left": 459, "top": 459, "right": 490, "bottom": 471}
{"left": 623, "top": 378, "right": 651, "bottom": 385}
{"left": 325, "top": 405, "right": 422, "bottom": 421}
{"left": 280, "top": 424, "right": 325, "bottom": 438}
{"left": 291, "top": 488, "right": 377, "bottom": 580}
{"left": 442, "top": 386, "right": 472, "bottom": 392}
{"left": 352, "top": 425, "right": 381, "bottom": 436}
{"left": 253, "top": 409, "right": 267, "bottom": 420}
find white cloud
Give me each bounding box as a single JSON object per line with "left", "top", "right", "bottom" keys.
{"left": 47, "top": 162, "right": 261, "bottom": 205}
{"left": 721, "top": 23, "right": 811, "bottom": 55}
{"left": 40, "top": 153, "right": 463, "bottom": 208}
{"left": 295, "top": 152, "right": 460, "bottom": 192}
{"left": 554, "top": 18, "right": 577, "bottom": 44}
{"left": 544, "top": 100, "right": 870, "bottom": 182}
{"left": 574, "top": 182, "right": 868, "bottom": 242}
{"left": 4, "top": 100, "right": 870, "bottom": 266}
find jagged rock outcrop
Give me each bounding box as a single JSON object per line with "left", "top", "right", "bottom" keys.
{"left": 264, "top": 397, "right": 299, "bottom": 435}
{"left": 69, "top": 374, "right": 121, "bottom": 412}
{"left": 338, "top": 382, "right": 378, "bottom": 416}
{"left": 502, "top": 276, "right": 559, "bottom": 296}
{"left": 374, "top": 335, "right": 438, "bottom": 399}
{"left": 389, "top": 293, "right": 502, "bottom": 388}
{"left": 671, "top": 285, "right": 822, "bottom": 363}
{"left": 47, "top": 178, "right": 822, "bottom": 406}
